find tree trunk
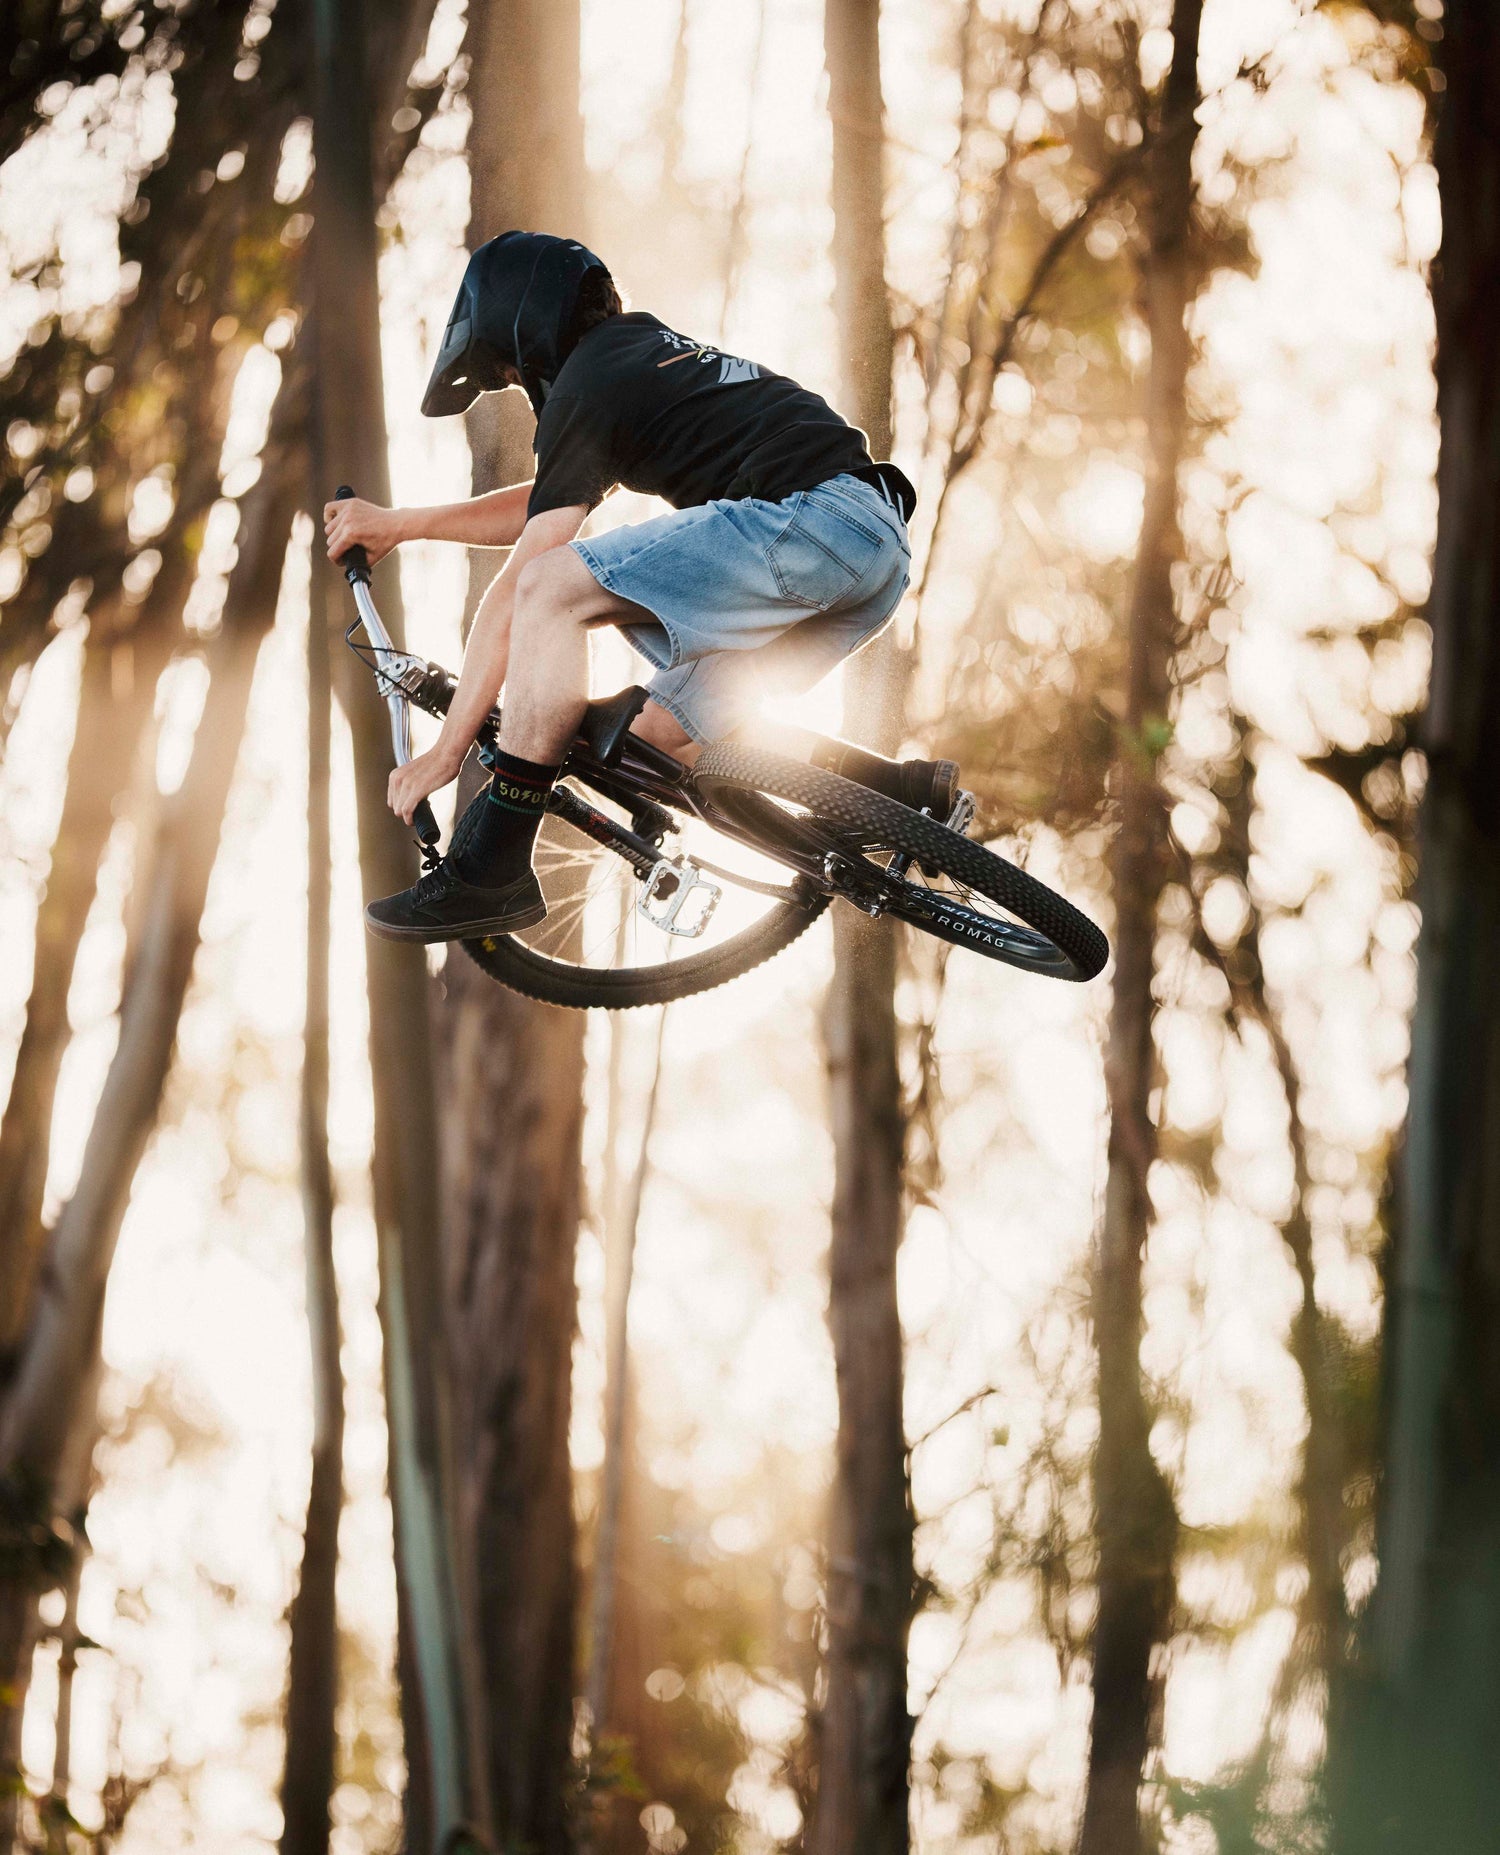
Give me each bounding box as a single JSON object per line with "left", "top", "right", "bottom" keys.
{"left": 0, "top": 8, "right": 305, "bottom": 1359}
{"left": 279, "top": 493, "right": 344, "bottom": 1855}
{"left": 308, "top": 5, "right": 486, "bottom": 1850}
{"left": 1078, "top": 8, "right": 1202, "bottom": 1853}
{"left": 0, "top": 1360, "right": 103, "bottom": 1851}
{"left": 814, "top": 924, "right": 913, "bottom": 1855}
{"left": 809, "top": 7, "right": 914, "bottom": 1855}
{"left": 46, "top": 1524, "right": 84, "bottom": 1837}
{"left": 1331, "top": 7, "right": 1500, "bottom": 1850}
{"left": 580, "top": 1014, "right": 668, "bottom": 1855}
{"left": 825, "top": 0, "right": 895, "bottom": 472}
{"left": 586, "top": 1014, "right": 665, "bottom": 1747}
{"left": 0, "top": 401, "right": 307, "bottom": 1807}
{"left": 434, "top": 9, "right": 589, "bottom": 1852}
{"left": 438, "top": 995, "right": 584, "bottom": 1853}
{"left": 0, "top": 621, "right": 165, "bottom": 1372}
{"left": 40, "top": 1378, "right": 99, "bottom": 1851}
{"left": 0, "top": 496, "right": 267, "bottom": 1376}
{"left": 460, "top": 0, "right": 584, "bottom": 240}
{"left": 0, "top": 10, "right": 308, "bottom": 1806}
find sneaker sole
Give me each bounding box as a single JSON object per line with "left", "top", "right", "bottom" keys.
{"left": 364, "top": 898, "right": 548, "bottom": 944}
{"left": 929, "top": 760, "right": 961, "bottom": 818}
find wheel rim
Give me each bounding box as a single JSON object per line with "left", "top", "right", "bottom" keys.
{"left": 856, "top": 853, "right": 1080, "bottom": 976}
{"left": 816, "top": 824, "right": 1083, "bottom": 976}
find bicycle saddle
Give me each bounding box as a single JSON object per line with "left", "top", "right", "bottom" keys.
{"left": 578, "top": 685, "right": 650, "bottom": 767}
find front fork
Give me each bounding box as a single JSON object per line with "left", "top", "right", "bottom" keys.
{"left": 542, "top": 785, "right": 724, "bottom": 939}
{"left": 544, "top": 783, "right": 661, "bottom": 878}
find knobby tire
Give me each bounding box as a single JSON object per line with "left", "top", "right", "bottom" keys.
{"left": 458, "top": 893, "right": 827, "bottom": 1009}
{"left": 691, "top": 744, "right": 1109, "bottom": 983}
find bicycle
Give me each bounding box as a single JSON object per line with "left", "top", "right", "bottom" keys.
{"left": 334, "top": 486, "right": 1109, "bottom": 1009}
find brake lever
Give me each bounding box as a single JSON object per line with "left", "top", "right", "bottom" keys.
{"left": 334, "top": 485, "right": 441, "bottom": 853}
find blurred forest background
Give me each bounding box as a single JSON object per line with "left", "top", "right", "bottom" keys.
{"left": 0, "top": 0, "right": 1493, "bottom": 1851}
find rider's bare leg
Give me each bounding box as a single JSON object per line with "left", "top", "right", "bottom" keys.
{"left": 631, "top": 700, "right": 701, "bottom": 766}
{"left": 499, "top": 545, "right": 657, "bottom": 762}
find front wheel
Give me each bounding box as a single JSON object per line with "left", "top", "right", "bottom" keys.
{"left": 691, "top": 744, "right": 1109, "bottom": 982}
{"left": 458, "top": 777, "right": 827, "bottom": 1009}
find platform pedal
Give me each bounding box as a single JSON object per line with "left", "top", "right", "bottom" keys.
{"left": 944, "top": 788, "right": 977, "bottom": 838}
{"left": 909, "top": 788, "right": 978, "bottom": 884}
{"left": 637, "top": 857, "right": 722, "bottom": 938}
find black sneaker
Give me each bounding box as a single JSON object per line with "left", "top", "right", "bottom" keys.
{"left": 897, "top": 757, "right": 961, "bottom": 818}
{"left": 365, "top": 859, "right": 547, "bottom": 943}
{"left": 809, "top": 738, "right": 962, "bottom": 817}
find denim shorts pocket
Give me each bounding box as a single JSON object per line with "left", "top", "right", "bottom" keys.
{"left": 765, "top": 501, "right": 885, "bottom": 611}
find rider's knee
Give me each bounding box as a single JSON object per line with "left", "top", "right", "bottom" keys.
{"left": 513, "top": 549, "right": 575, "bottom": 628}
{"left": 511, "top": 553, "right": 551, "bottom": 621}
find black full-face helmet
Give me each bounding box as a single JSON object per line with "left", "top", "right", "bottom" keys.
{"left": 421, "top": 230, "right": 611, "bottom": 420}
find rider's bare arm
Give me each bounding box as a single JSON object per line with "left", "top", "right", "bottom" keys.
{"left": 323, "top": 480, "right": 536, "bottom": 566}
{"left": 386, "top": 503, "right": 589, "bottom": 823}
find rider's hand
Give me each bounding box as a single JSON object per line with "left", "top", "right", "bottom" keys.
{"left": 324, "top": 496, "right": 407, "bottom": 569}
{"left": 388, "top": 742, "right": 462, "bottom": 825}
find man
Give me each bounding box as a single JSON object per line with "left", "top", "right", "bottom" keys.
{"left": 325, "top": 229, "right": 951, "bottom": 942}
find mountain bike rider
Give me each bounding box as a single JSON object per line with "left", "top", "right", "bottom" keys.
{"left": 324, "top": 230, "right": 956, "bottom": 943}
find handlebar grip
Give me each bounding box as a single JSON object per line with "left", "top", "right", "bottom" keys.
{"left": 333, "top": 485, "right": 372, "bottom": 586}
{"left": 412, "top": 798, "right": 441, "bottom": 847}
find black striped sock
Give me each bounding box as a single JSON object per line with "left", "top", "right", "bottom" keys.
{"left": 451, "top": 749, "right": 560, "bottom": 886}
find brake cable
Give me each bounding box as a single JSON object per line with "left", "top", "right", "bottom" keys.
{"left": 333, "top": 485, "right": 444, "bottom": 865}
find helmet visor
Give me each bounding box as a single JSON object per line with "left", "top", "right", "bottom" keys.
{"left": 420, "top": 314, "right": 483, "bottom": 418}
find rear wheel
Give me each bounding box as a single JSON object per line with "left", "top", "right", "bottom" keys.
{"left": 691, "top": 744, "right": 1109, "bottom": 982}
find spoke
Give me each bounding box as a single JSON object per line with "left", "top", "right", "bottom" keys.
{"left": 610, "top": 893, "right": 631, "bottom": 968}
{"left": 535, "top": 845, "right": 604, "bottom": 873}
{"left": 900, "top": 868, "right": 1030, "bottom": 935}
{"left": 536, "top": 857, "right": 623, "bottom": 908}
{"left": 525, "top": 888, "right": 597, "bottom": 955}
{"left": 581, "top": 902, "right": 641, "bottom": 967}
{"left": 463, "top": 785, "right": 797, "bottom": 973}
{"left": 535, "top": 849, "right": 620, "bottom": 883}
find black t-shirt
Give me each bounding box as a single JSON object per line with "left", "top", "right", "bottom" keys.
{"left": 526, "top": 312, "right": 913, "bottom": 521}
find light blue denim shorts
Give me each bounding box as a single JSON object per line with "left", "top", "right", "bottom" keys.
{"left": 570, "top": 471, "right": 911, "bottom": 742}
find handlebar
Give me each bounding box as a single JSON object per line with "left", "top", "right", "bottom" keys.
{"left": 333, "top": 485, "right": 441, "bottom": 852}
{"left": 333, "top": 485, "right": 372, "bottom": 586}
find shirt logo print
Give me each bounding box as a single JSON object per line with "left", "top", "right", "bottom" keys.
{"left": 656, "top": 329, "right": 762, "bottom": 385}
